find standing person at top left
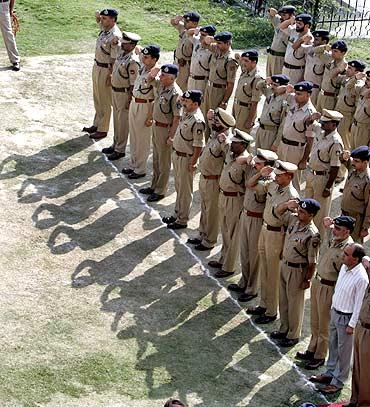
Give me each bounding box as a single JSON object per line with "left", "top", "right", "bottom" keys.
{"left": 0, "top": 0, "right": 20, "bottom": 70}
{"left": 83, "top": 9, "right": 122, "bottom": 140}
{"left": 171, "top": 11, "right": 200, "bottom": 91}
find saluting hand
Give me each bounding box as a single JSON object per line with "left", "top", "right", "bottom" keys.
{"left": 323, "top": 216, "right": 333, "bottom": 229}
{"left": 260, "top": 166, "right": 274, "bottom": 177}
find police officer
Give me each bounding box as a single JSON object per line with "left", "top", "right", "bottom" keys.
{"left": 266, "top": 5, "right": 296, "bottom": 77}
{"left": 341, "top": 146, "right": 370, "bottom": 242}
{"left": 162, "top": 90, "right": 205, "bottom": 229}
{"left": 305, "top": 109, "right": 344, "bottom": 235}
{"left": 297, "top": 215, "right": 354, "bottom": 370}
{"left": 271, "top": 198, "right": 321, "bottom": 347}
{"left": 83, "top": 9, "right": 122, "bottom": 140}
{"left": 0, "top": 0, "right": 20, "bottom": 70}
{"left": 280, "top": 13, "right": 313, "bottom": 85}
{"left": 122, "top": 45, "right": 160, "bottom": 179}
{"left": 256, "top": 74, "right": 290, "bottom": 150}
{"left": 139, "top": 64, "right": 182, "bottom": 202}
{"left": 277, "top": 80, "right": 316, "bottom": 191}
{"left": 103, "top": 32, "right": 141, "bottom": 161}
{"left": 208, "top": 129, "right": 253, "bottom": 277}
{"left": 171, "top": 11, "right": 200, "bottom": 91}
{"left": 187, "top": 108, "right": 235, "bottom": 251}
{"left": 233, "top": 50, "right": 263, "bottom": 134}
{"left": 228, "top": 148, "right": 278, "bottom": 302}
{"left": 316, "top": 40, "right": 348, "bottom": 113}
{"left": 247, "top": 160, "right": 299, "bottom": 324}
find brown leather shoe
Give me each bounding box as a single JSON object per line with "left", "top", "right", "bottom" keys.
{"left": 320, "top": 384, "right": 342, "bottom": 394}
{"left": 309, "top": 374, "right": 332, "bottom": 384}
{"left": 90, "top": 131, "right": 107, "bottom": 140}
{"left": 305, "top": 358, "right": 325, "bottom": 370}
{"left": 296, "top": 350, "right": 315, "bottom": 361}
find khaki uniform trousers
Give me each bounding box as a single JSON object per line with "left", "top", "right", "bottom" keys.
{"left": 258, "top": 225, "right": 285, "bottom": 317}
{"left": 338, "top": 114, "right": 352, "bottom": 150}
{"left": 238, "top": 213, "right": 263, "bottom": 295}
{"left": 351, "top": 123, "right": 370, "bottom": 149}
{"left": 128, "top": 101, "right": 152, "bottom": 175}
{"left": 176, "top": 63, "right": 190, "bottom": 92}
{"left": 218, "top": 194, "right": 244, "bottom": 273}
{"left": 203, "top": 85, "right": 225, "bottom": 139}
{"left": 279, "top": 262, "right": 306, "bottom": 339}
{"left": 112, "top": 92, "right": 130, "bottom": 153}
{"left": 188, "top": 78, "right": 207, "bottom": 95}
{"left": 266, "top": 54, "right": 284, "bottom": 77}
{"left": 0, "top": 1, "right": 20, "bottom": 63}
{"left": 316, "top": 93, "right": 336, "bottom": 113}
{"left": 350, "top": 325, "right": 370, "bottom": 406}
{"left": 305, "top": 171, "right": 332, "bottom": 235}
{"left": 92, "top": 65, "right": 112, "bottom": 132}
{"left": 151, "top": 125, "right": 172, "bottom": 195}
{"left": 307, "top": 277, "right": 335, "bottom": 360}
{"left": 282, "top": 66, "right": 304, "bottom": 85}
{"left": 198, "top": 176, "right": 220, "bottom": 248}
{"left": 172, "top": 152, "right": 194, "bottom": 225}
{"left": 277, "top": 143, "right": 305, "bottom": 191}
{"left": 310, "top": 88, "right": 320, "bottom": 107}
{"left": 233, "top": 104, "right": 254, "bottom": 133}
{"left": 255, "top": 127, "right": 277, "bottom": 150}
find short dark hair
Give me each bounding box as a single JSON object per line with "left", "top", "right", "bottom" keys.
{"left": 351, "top": 243, "right": 366, "bottom": 263}
{"left": 164, "top": 399, "right": 185, "bottom": 407}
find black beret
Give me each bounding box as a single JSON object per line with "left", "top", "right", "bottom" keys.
{"left": 271, "top": 74, "right": 290, "bottom": 85}
{"left": 214, "top": 31, "right": 232, "bottom": 42}
{"left": 279, "top": 5, "right": 296, "bottom": 14}
{"left": 348, "top": 60, "right": 366, "bottom": 72}
{"left": 161, "top": 64, "right": 178, "bottom": 76}
{"left": 299, "top": 198, "right": 321, "bottom": 215}
{"left": 183, "top": 90, "right": 202, "bottom": 104}
{"left": 142, "top": 44, "right": 160, "bottom": 58}
{"left": 351, "top": 145, "right": 370, "bottom": 160}
{"left": 312, "top": 29, "right": 330, "bottom": 38}
{"left": 183, "top": 11, "right": 200, "bottom": 22}
{"left": 294, "top": 80, "right": 313, "bottom": 92}
{"left": 331, "top": 40, "right": 348, "bottom": 52}
{"left": 242, "top": 49, "right": 259, "bottom": 59}
{"left": 199, "top": 25, "right": 216, "bottom": 36}
{"left": 334, "top": 215, "right": 356, "bottom": 232}
{"left": 295, "top": 13, "right": 312, "bottom": 24}
{"left": 100, "top": 8, "right": 118, "bottom": 18}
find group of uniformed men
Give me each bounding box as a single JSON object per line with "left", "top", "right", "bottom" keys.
{"left": 82, "top": 7, "right": 370, "bottom": 405}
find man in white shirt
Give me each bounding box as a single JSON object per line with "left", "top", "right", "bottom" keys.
{"left": 309, "top": 243, "right": 369, "bottom": 395}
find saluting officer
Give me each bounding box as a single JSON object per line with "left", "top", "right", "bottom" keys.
{"left": 341, "top": 146, "right": 370, "bottom": 242}
{"left": 256, "top": 74, "right": 290, "bottom": 151}
{"left": 122, "top": 45, "right": 160, "bottom": 179}
{"left": 228, "top": 149, "right": 278, "bottom": 302}
{"left": 187, "top": 108, "right": 235, "bottom": 251}
{"left": 208, "top": 130, "right": 253, "bottom": 278}
{"left": 271, "top": 198, "right": 321, "bottom": 347}
{"left": 83, "top": 8, "right": 122, "bottom": 140}
{"left": 233, "top": 50, "right": 263, "bottom": 134}
{"left": 171, "top": 11, "right": 200, "bottom": 91}
{"left": 305, "top": 109, "right": 344, "bottom": 235}
{"left": 162, "top": 90, "right": 205, "bottom": 229}
{"left": 297, "top": 215, "right": 354, "bottom": 370}
{"left": 247, "top": 160, "right": 299, "bottom": 324}
{"left": 265, "top": 5, "right": 296, "bottom": 77}
{"left": 103, "top": 32, "right": 141, "bottom": 161}
{"left": 139, "top": 64, "right": 182, "bottom": 202}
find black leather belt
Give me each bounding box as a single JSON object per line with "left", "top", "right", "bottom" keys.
{"left": 282, "top": 136, "right": 306, "bottom": 147}
{"left": 260, "top": 123, "right": 278, "bottom": 130}
{"left": 284, "top": 261, "right": 308, "bottom": 268}
{"left": 94, "top": 59, "right": 109, "bottom": 68}
{"left": 334, "top": 308, "right": 352, "bottom": 316}
{"left": 284, "top": 62, "right": 304, "bottom": 70}
{"left": 112, "top": 86, "right": 130, "bottom": 92}
{"left": 269, "top": 49, "right": 285, "bottom": 57}
{"left": 190, "top": 74, "right": 206, "bottom": 80}
{"left": 311, "top": 170, "right": 327, "bottom": 175}
{"left": 316, "top": 275, "right": 336, "bottom": 286}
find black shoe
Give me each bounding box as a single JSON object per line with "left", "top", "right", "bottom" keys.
{"left": 89, "top": 131, "right": 107, "bottom": 140}
{"left": 139, "top": 187, "right": 154, "bottom": 195}
{"left": 309, "top": 374, "right": 332, "bottom": 384}
{"left": 107, "top": 151, "right": 125, "bottom": 161}
{"left": 246, "top": 306, "right": 266, "bottom": 315}
{"left": 11, "top": 62, "right": 20, "bottom": 71}
{"left": 227, "top": 283, "right": 245, "bottom": 293}
{"left": 102, "top": 146, "right": 115, "bottom": 154}
{"left": 238, "top": 293, "right": 258, "bottom": 302}
{"left": 167, "top": 222, "right": 187, "bottom": 230}
{"left": 194, "top": 243, "right": 213, "bottom": 251}
{"left": 122, "top": 167, "right": 134, "bottom": 175}
{"left": 128, "top": 172, "right": 146, "bottom": 179}
{"left": 208, "top": 260, "right": 223, "bottom": 269}
{"left": 187, "top": 237, "right": 202, "bottom": 245}
{"left": 305, "top": 358, "right": 325, "bottom": 370}
{"left": 147, "top": 193, "right": 164, "bottom": 202}
{"left": 254, "top": 314, "right": 277, "bottom": 324}
{"left": 82, "top": 125, "right": 97, "bottom": 134}
{"left": 214, "top": 270, "right": 234, "bottom": 278}
{"left": 296, "top": 350, "right": 315, "bottom": 361}
{"left": 270, "top": 331, "right": 288, "bottom": 340}
{"left": 278, "top": 338, "right": 299, "bottom": 347}
{"left": 162, "top": 216, "right": 177, "bottom": 224}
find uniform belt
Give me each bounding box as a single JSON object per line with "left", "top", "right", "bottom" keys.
{"left": 208, "top": 81, "right": 226, "bottom": 88}
{"left": 112, "top": 86, "right": 130, "bottom": 93}
{"left": 94, "top": 59, "right": 109, "bottom": 68}
{"left": 361, "top": 321, "right": 370, "bottom": 329}
{"left": 311, "top": 169, "right": 327, "bottom": 175}
{"left": 323, "top": 91, "right": 336, "bottom": 97}
{"left": 260, "top": 123, "right": 278, "bottom": 131}
{"left": 234, "top": 99, "right": 251, "bottom": 107}
{"left": 174, "top": 150, "right": 191, "bottom": 157}
{"left": 282, "top": 136, "right": 306, "bottom": 147}
{"left": 312, "top": 84, "right": 320, "bottom": 89}
{"left": 316, "top": 275, "right": 336, "bottom": 286}
{"left": 284, "top": 260, "right": 308, "bottom": 268}
{"left": 155, "top": 121, "right": 171, "bottom": 128}
{"left": 134, "top": 97, "right": 154, "bottom": 103}
{"left": 334, "top": 308, "right": 352, "bottom": 316}
{"left": 269, "top": 49, "right": 286, "bottom": 57}
{"left": 283, "top": 62, "right": 304, "bottom": 70}
{"left": 246, "top": 210, "right": 263, "bottom": 218}
{"left": 190, "top": 74, "right": 206, "bottom": 80}
{"left": 220, "top": 189, "right": 245, "bottom": 197}
{"left": 265, "top": 224, "right": 283, "bottom": 232}
{"left": 203, "top": 174, "right": 220, "bottom": 180}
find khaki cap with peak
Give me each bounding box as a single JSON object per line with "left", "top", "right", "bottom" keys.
{"left": 231, "top": 129, "right": 254, "bottom": 143}
{"left": 274, "top": 160, "right": 297, "bottom": 174}
{"left": 254, "top": 148, "right": 278, "bottom": 163}
{"left": 320, "top": 109, "right": 343, "bottom": 122}
{"left": 121, "top": 31, "right": 142, "bottom": 44}
{"left": 214, "top": 107, "right": 236, "bottom": 128}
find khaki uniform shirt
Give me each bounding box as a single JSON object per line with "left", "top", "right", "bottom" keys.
{"left": 335, "top": 76, "right": 364, "bottom": 115}
{"left": 282, "top": 25, "right": 312, "bottom": 67}
{"left": 111, "top": 51, "right": 140, "bottom": 88}
{"left": 281, "top": 100, "right": 316, "bottom": 143}
{"left": 318, "top": 53, "right": 347, "bottom": 93}
{"left": 342, "top": 168, "right": 370, "bottom": 228}
{"left": 219, "top": 149, "right": 249, "bottom": 194}
{"left": 152, "top": 81, "right": 182, "bottom": 124}
{"left": 269, "top": 14, "right": 289, "bottom": 53}
{"left": 190, "top": 38, "right": 212, "bottom": 78}
{"left": 282, "top": 215, "right": 320, "bottom": 264}
{"left": 358, "top": 287, "right": 370, "bottom": 325}
{"left": 199, "top": 130, "right": 228, "bottom": 176}
{"left": 174, "top": 24, "right": 193, "bottom": 61}
{"left": 95, "top": 24, "right": 122, "bottom": 64}
{"left": 234, "top": 68, "right": 263, "bottom": 104}
{"left": 259, "top": 83, "right": 289, "bottom": 128}
{"left": 309, "top": 129, "right": 343, "bottom": 171}
{"left": 303, "top": 44, "right": 326, "bottom": 87}
{"left": 132, "top": 66, "right": 156, "bottom": 100}
{"left": 172, "top": 108, "right": 205, "bottom": 155}
{"left": 243, "top": 171, "right": 272, "bottom": 213}
{"left": 317, "top": 233, "right": 353, "bottom": 281}
{"left": 354, "top": 89, "right": 370, "bottom": 124}
{"left": 208, "top": 47, "right": 238, "bottom": 85}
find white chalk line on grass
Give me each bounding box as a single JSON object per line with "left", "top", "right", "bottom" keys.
{"left": 94, "top": 141, "right": 328, "bottom": 404}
